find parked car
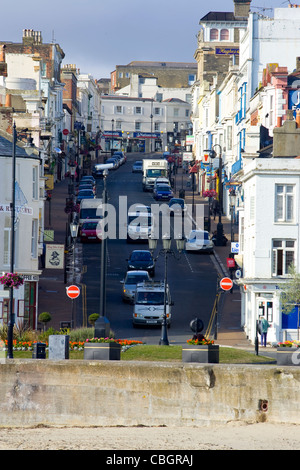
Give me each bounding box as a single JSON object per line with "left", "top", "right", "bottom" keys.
{"left": 76, "top": 189, "right": 96, "bottom": 203}
{"left": 132, "top": 161, "right": 143, "bottom": 173}
{"left": 92, "top": 165, "right": 104, "bottom": 178}
{"left": 168, "top": 198, "right": 187, "bottom": 216}
{"left": 126, "top": 250, "right": 155, "bottom": 276}
{"left": 77, "top": 183, "right": 95, "bottom": 195}
{"left": 153, "top": 184, "right": 173, "bottom": 201}
{"left": 114, "top": 151, "right": 126, "bottom": 164}
{"left": 121, "top": 270, "right": 150, "bottom": 303}
{"left": 81, "top": 175, "right": 96, "bottom": 185}
{"left": 80, "top": 220, "right": 101, "bottom": 243}
{"left": 106, "top": 158, "right": 119, "bottom": 169}
{"left": 153, "top": 177, "right": 170, "bottom": 190}
{"left": 185, "top": 230, "right": 214, "bottom": 254}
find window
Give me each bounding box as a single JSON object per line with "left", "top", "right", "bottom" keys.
{"left": 31, "top": 219, "right": 38, "bottom": 258}
{"left": 135, "top": 106, "right": 142, "bottom": 115}
{"left": 220, "top": 29, "right": 229, "bottom": 41}
{"left": 210, "top": 29, "right": 219, "bottom": 40}
{"left": 116, "top": 120, "right": 122, "bottom": 130}
{"left": 275, "top": 184, "right": 294, "bottom": 222}
{"left": 154, "top": 122, "right": 160, "bottom": 131}
{"left": 33, "top": 167, "right": 38, "bottom": 200}
{"left": 174, "top": 108, "right": 179, "bottom": 117}
{"left": 115, "top": 106, "right": 123, "bottom": 114}
{"left": 118, "top": 72, "right": 123, "bottom": 78}
{"left": 154, "top": 108, "right": 161, "bottom": 115}
{"left": 227, "top": 125, "right": 232, "bottom": 151}
{"left": 135, "top": 121, "right": 141, "bottom": 131}
{"left": 188, "top": 75, "right": 196, "bottom": 85}
{"left": 272, "top": 240, "right": 295, "bottom": 276}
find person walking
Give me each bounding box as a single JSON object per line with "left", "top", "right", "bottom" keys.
{"left": 260, "top": 316, "right": 271, "bottom": 347}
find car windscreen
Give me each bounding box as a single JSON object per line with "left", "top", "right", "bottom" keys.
{"left": 136, "top": 291, "right": 164, "bottom": 304}
{"left": 128, "top": 215, "right": 152, "bottom": 227}
{"left": 147, "top": 169, "right": 165, "bottom": 177}
{"left": 80, "top": 208, "right": 102, "bottom": 219}
{"left": 125, "top": 275, "right": 149, "bottom": 285}
{"left": 156, "top": 185, "right": 170, "bottom": 191}
{"left": 82, "top": 222, "right": 98, "bottom": 230}
{"left": 130, "top": 252, "right": 152, "bottom": 261}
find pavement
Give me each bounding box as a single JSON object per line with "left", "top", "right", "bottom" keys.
{"left": 39, "top": 156, "right": 256, "bottom": 352}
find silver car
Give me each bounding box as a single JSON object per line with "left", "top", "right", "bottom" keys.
{"left": 121, "top": 270, "right": 150, "bottom": 303}
{"left": 185, "top": 230, "right": 214, "bottom": 254}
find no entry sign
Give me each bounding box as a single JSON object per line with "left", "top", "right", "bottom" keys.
{"left": 66, "top": 285, "right": 80, "bottom": 299}
{"left": 220, "top": 277, "right": 233, "bottom": 291}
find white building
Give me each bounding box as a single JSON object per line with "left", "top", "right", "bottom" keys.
{"left": 0, "top": 132, "right": 41, "bottom": 330}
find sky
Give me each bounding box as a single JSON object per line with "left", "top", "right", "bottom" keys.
{"left": 0, "top": 0, "right": 291, "bottom": 80}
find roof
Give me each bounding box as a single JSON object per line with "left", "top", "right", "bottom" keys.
{"left": 0, "top": 135, "right": 29, "bottom": 157}
{"left": 200, "top": 11, "right": 238, "bottom": 22}
{"left": 119, "top": 61, "right": 197, "bottom": 69}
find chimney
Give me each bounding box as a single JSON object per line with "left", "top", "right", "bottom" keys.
{"left": 234, "top": 0, "right": 251, "bottom": 19}
{"left": 277, "top": 116, "right": 282, "bottom": 127}
{"left": 22, "top": 29, "right": 43, "bottom": 45}
{"left": 0, "top": 45, "right": 5, "bottom": 62}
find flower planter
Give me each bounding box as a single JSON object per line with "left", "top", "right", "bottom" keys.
{"left": 182, "top": 344, "right": 219, "bottom": 363}
{"left": 277, "top": 347, "right": 300, "bottom": 366}
{"left": 84, "top": 342, "right": 121, "bottom": 360}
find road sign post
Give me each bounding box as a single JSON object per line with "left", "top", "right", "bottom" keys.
{"left": 66, "top": 285, "right": 80, "bottom": 328}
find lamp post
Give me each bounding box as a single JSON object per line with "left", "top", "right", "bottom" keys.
{"left": 69, "top": 220, "right": 79, "bottom": 328}
{"left": 148, "top": 236, "right": 185, "bottom": 346}
{"left": 7, "top": 123, "right": 35, "bottom": 358}
{"left": 111, "top": 119, "right": 114, "bottom": 155}
{"left": 207, "top": 144, "right": 223, "bottom": 246}
{"left": 229, "top": 189, "right": 236, "bottom": 243}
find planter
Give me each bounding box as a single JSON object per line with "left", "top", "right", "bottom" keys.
{"left": 84, "top": 342, "right": 121, "bottom": 360}
{"left": 182, "top": 344, "right": 219, "bottom": 363}
{"left": 277, "top": 347, "right": 300, "bottom": 366}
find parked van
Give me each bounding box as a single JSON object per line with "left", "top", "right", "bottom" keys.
{"left": 79, "top": 198, "right": 103, "bottom": 228}
{"left": 133, "top": 280, "right": 173, "bottom": 327}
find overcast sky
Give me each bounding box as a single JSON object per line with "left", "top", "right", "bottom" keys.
{"left": 1, "top": 0, "right": 290, "bottom": 80}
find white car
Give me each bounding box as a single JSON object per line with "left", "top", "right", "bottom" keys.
{"left": 121, "top": 270, "right": 150, "bottom": 303}
{"left": 185, "top": 230, "right": 214, "bottom": 254}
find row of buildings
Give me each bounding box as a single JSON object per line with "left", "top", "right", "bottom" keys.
{"left": 0, "top": 29, "right": 196, "bottom": 330}
{"left": 191, "top": 0, "right": 300, "bottom": 343}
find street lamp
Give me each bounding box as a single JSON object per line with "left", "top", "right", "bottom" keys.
{"left": 111, "top": 119, "right": 114, "bottom": 155}
{"left": 206, "top": 144, "right": 224, "bottom": 246}
{"left": 229, "top": 189, "right": 236, "bottom": 243}
{"left": 69, "top": 220, "right": 79, "bottom": 328}
{"left": 148, "top": 236, "right": 185, "bottom": 346}
{"left": 7, "top": 123, "right": 35, "bottom": 359}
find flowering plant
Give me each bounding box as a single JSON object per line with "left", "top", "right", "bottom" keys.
{"left": 187, "top": 338, "right": 215, "bottom": 345}
{"left": 202, "top": 190, "right": 217, "bottom": 198}
{"left": 85, "top": 337, "right": 143, "bottom": 346}
{"left": 0, "top": 273, "right": 24, "bottom": 289}
{"left": 277, "top": 340, "right": 300, "bottom": 348}
{"left": 64, "top": 201, "right": 80, "bottom": 214}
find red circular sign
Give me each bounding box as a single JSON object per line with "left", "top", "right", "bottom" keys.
{"left": 66, "top": 285, "right": 80, "bottom": 299}
{"left": 220, "top": 277, "right": 233, "bottom": 291}
{"left": 63, "top": 129, "right": 69, "bottom": 136}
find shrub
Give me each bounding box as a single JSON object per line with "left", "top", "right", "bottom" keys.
{"left": 88, "top": 313, "right": 100, "bottom": 326}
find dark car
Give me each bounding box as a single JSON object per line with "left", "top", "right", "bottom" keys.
{"left": 80, "top": 220, "right": 101, "bottom": 243}
{"left": 114, "top": 151, "right": 126, "bottom": 164}
{"left": 81, "top": 176, "right": 96, "bottom": 185}
{"left": 76, "top": 189, "right": 95, "bottom": 203}
{"left": 77, "top": 183, "right": 95, "bottom": 195}
{"left": 126, "top": 250, "right": 155, "bottom": 276}
{"left": 153, "top": 184, "right": 173, "bottom": 201}
{"left": 106, "top": 158, "right": 119, "bottom": 169}
{"left": 132, "top": 161, "right": 143, "bottom": 173}
{"left": 168, "top": 198, "right": 187, "bottom": 216}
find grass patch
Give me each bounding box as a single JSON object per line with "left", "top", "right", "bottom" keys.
{"left": 4, "top": 345, "right": 275, "bottom": 364}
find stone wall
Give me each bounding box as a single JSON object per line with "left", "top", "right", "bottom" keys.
{"left": 0, "top": 360, "right": 299, "bottom": 427}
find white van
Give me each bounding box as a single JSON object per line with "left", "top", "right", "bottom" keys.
{"left": 133, "top": 280, "right": 173, "bottom": 327}
{"left": 79, "top": 198, "right": 103, "bottom": 227}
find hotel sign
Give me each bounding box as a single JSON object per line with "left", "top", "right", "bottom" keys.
{"left": 216, "top": 47, "right": 239, "bottom": 55}
{"left": 0, "top": 203, "right": 33, "bottom": 215}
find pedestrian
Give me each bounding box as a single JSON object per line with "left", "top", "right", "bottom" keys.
{"left": 212, "top": 199, "right": 219, "bottom": 220}
{"left": 259, "top": 315, "right": 271, "bottom": 347}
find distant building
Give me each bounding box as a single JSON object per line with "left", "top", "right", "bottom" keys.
{"left": 111, "top": 61, "right": 197, "bottom": 93}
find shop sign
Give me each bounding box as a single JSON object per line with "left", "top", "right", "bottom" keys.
{"left": 0, "top": 203, "right": 33, "bottom": 215}
{"left": 45, "top": 244, "right": 64, "bottom": 269}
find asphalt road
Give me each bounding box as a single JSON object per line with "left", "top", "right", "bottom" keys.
{"left": 79, "top": 153, "right": 218, "bottom": 345}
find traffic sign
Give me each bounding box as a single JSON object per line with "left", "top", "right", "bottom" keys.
{"left": 66, "top": 285, "right": 80, "bottom": 299}
{"left": 231, "top": 242, "right": 240, "bottom": 254}
{"left": 62, "top": 129, "right": 69, "bottom": 136}
{"left": 220, "top": 277, "right": 233, "bottom": 291}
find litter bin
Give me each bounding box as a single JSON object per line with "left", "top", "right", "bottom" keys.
{"left": 32, "top": 342, "right": 46, "bottom": 359}
{"left": 179, "top": 189, "right": 185, "bottom": 199}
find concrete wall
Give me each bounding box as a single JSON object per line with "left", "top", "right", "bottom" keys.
{"left": 0, "top": 360, "right": 299, "bottom": 427}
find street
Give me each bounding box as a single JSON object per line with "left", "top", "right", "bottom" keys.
{"left": 78, "top": 153, "right": 219, "bottom": 344}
